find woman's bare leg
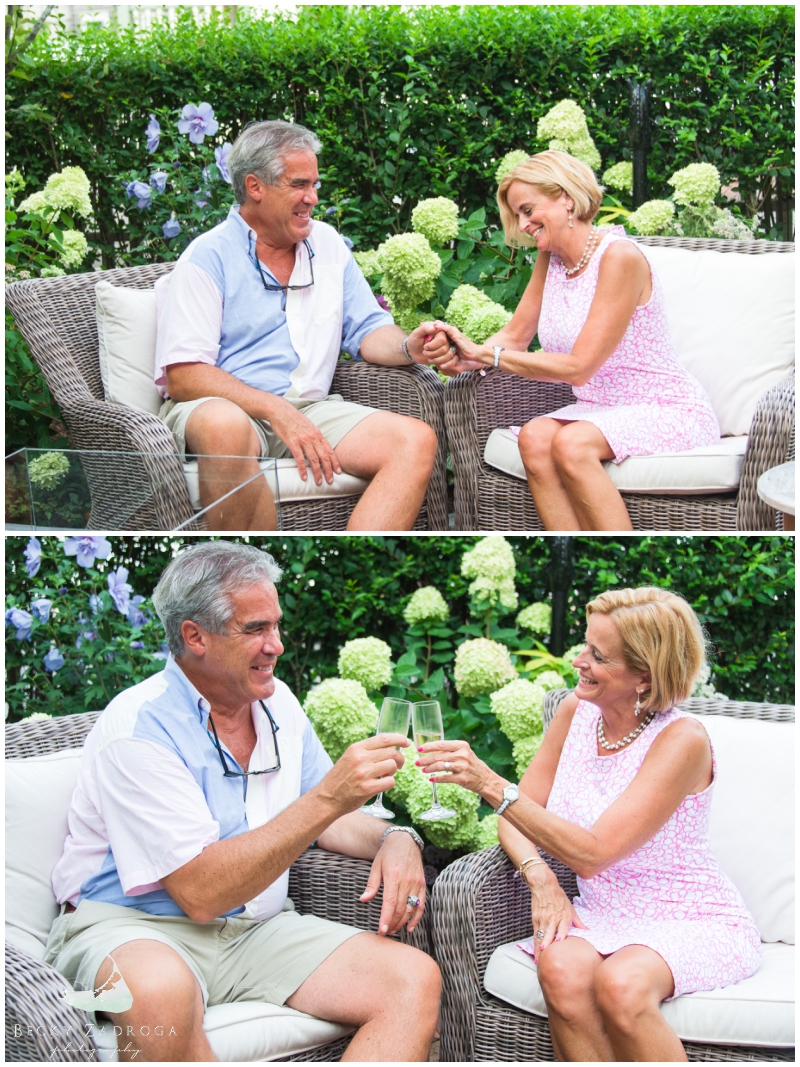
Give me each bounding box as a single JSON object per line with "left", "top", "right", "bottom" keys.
{"left": 518, "top": 418, "right": 582, "bottom": 530}
{"left": 550, "top": 422, "right": 633, "bottom": 530}
{"left": 536, "top": 938, "right": 615, "bottom": 1061}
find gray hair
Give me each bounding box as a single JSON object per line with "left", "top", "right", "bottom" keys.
{"left": 227, "top": 119, "right": 321, "bottom": 205}
{"left": 152, "top": 541, "right": 282, "bottom": 658}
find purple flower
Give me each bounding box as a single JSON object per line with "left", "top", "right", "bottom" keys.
{"left": 214, "top": 142, "right": 232, "bottom": 183}
{"left": 124, "top": 181, "right": 152, "bottom": 209}
{"left": 150, "top": 171, "right": 168, "bottom": 193}
{"left": 89, "top": 594, "right": 102, "bottom": 615}
{"left": 127, "top": 595, "right": 147, "bottom": 627}
{"left": 75, "top": 630, "right": 96, "bottom": 649}
{"left": 325, "top": 205, "right": 337, "bottom": 216}
{"left": 162, "top": 217, "right": 181, "bottom": 239}
{"left": 193, "top": 189, "right": 210, "bottom": 209}
{"left": 177, "top": 102, "right": 219, "bottom": 145}
{"left": 376, "top": 294, "right": 390, "bottom": 311}
{"left": 43, "top": 647, "right": 64, "bottom": 672}
{"left": 146, "top": 114, "right": 160, "bottom": 153}
{"left": 63, "top": 537, "right": 112, "bottom": 569}
{"left": 24, "top": 537, "right": 41, "bottom": 578}
{"left": 130, "top": 640, "right": 145, "bottom": 650}
{"left": 107, "top": 567, "right": 133, "bottom": 615}
{"left": 5, "top": 608, "right": 33, "bottom": 641}
{"left": 152, "top": 641, "right": 170, "bottom": 661}
{"left": 30, "top": 598, "right": 52, "bottom": 623}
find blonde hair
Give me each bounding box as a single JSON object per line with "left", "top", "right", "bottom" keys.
{"left": 497, "top": 150, "right": 604, "bottom": 248}
{"left": 585, "top": 587, "right": 707, "bottom": 713}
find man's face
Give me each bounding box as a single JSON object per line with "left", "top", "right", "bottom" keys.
{"left": 250, "top": 150, "right": 320, "bottom": 249}
{"left": 200, "top": 581, "right": 285, "bottom": 708}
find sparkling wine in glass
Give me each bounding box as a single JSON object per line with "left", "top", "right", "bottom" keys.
{"left": 359, "top": 698, "right": 412, "bottom": 819}
{"left": 412, "top": 700, "right": 456, "bottom": 821}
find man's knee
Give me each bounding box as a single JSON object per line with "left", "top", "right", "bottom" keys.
{"left": 379, "top": 944, "right": 441, "bottom": 1015}
{"left": 95, "top": 941, "right": 204, "bottom": 1025}
{"left": 185, "top": 399, "right": 261, "bottom": 456}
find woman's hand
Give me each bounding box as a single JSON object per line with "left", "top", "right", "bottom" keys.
{"left": 419, "top": 320, "right": 488, "bottom": 375}
{"left": 415, "top": 738, "right": 500, "bottom": 801}
{"left": 526, "top": 863, "right": 588, "bottom": 964}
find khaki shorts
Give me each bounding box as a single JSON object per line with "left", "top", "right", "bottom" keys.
{"left": 44, "top": 899, "right": 363, "bottom": 1017}
{"left": 160, "top": 394, "right": 379, "bottom": 461}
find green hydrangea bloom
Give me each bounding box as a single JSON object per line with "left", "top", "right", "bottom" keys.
{"left": 495, "top": 150, "right": 530, "bottom": 185}
{"left": 537, "top": 101, "right": 601, "bottom": 171}
{"left": 43, "top": 166, "right": 93, "bottom": 217}
{"left": 6, "top": 171, "right": 26, "bottom": 197}
{"left": 304, "top": 678, "right": 377, "bottom": 761}
{"left": 462, "top": 301, "right": 513, "bottom": 344}
{"left": 445, "top": 284, "right": 493, "bottom": 332}
{"left": 627, "top": 199, "right": 675, "bottom": 236}
{"left": 411, "top": 197, "right": 460, "bottom": 246}
{"left": 534, "top": 670, "right": 567, "bottom": 692}
{"left": 691, "top": 662, "right": 728, "bottom": 700}
{"left": 462, "top": 536, "right": 516, "bottom": 584}
{"left": 454, "top": 638, "right": 517, "bottom": 697}
{"left": 338, "top": 637, "right": 393, "bottom": 691}
{"left": 18, "top": 190, "right": 50, "bottom": 215}
{"left": 395, "top": 760, "right": 481, "bottom": 848}
{"left": 353, "top": 249, "right": 383, "bottom": 278}
{"left": 40, "top": 265, "right": 67, "bottom": 277}
{"left": 392, "top": 307, "right": 425, "bottom": 334}
{"left": 602, "top": 161, "right": 634, "bottom": 195}
{"left": 710, "top": 209, "right": 756, "bottom": 241}
{"left": 27, "top": 711, "right": 55, "bottom": 721}
{"left": 564, "top": 642, "right": 585, "bottom": 661}
{"left": 548, "top": 134, "right": 601, "bottom": 171}
{"left": 378, "top": 232, "right": 441, "bottom": 313}
{"left": 28, "top": 451, "right": 70, "bottom": 490}
{"left": 471, "top": 812, "right": 500, "bottom": 850}
{"left": 513, "top": 733, "right": 543, "bottom": 779}
{"left": 491, "top": 678, "right": 546, "bottom": 741}
{"left": 403, "top": 586, "right": 450, "bottom": 628}
{"left": 58, "top": 230, "right": 89, "bottom": 269}
{"left": 467, "top": 575, "right": 518, "bottom": 615}
{"left": 668, "top": 163, "right": 720, "bottom": 207}
{"left": 517, "top": 602, "right": 552, "bottom": 634}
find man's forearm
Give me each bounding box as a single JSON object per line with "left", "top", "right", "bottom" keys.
{"left": 317, "top": 810, "right": 388, "bottom": 859}
{"left": 166, "top": 362, "right": 290, "bottom": 423}
{"left": 358, "top": 324, "right": 412, "bottom": 366}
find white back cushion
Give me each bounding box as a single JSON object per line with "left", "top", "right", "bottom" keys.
{"left": 95, "top": 281, "right": 162, "bottom": 415}
{"left": 641, "top": 245, "right": 795, "bottom": 436}
{"left": 696, "top": 714, "right": 794, "bottom": 944}
{"left": 6, "top": 750, "right": 83, "bottom": 953}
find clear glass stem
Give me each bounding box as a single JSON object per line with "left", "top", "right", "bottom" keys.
{"left": 431, "top": 782, "right": 442, "bottom": 808}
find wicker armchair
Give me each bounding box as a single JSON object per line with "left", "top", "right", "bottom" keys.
{"left": 432, "top": 689, "right": 795, "bottom": 1062}
{"left": 5, "top": 265, "right": 448, "bottom": 532}
{"left": 5, "top": 711, "right": 431, "bottom": 1063}
{"left": 445, "top": 236, "right": 795, "bottom": 532}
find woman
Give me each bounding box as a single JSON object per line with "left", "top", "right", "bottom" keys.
{"left": 416, "top": 588, "right": 761, "bottom": 1062}
{"left": 422, "top": 151, "right": 719, "bottom": 531}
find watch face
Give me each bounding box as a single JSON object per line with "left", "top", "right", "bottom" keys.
{"left": 505, "top": 784, "right": 520, "bottom": 802}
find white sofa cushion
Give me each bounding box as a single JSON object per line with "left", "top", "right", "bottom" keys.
{"left": 696, "top": 714, "right": 794, "bottom": 944}
{"left": 641, "top": 244, "right": 794, "bottom": 437}
{"left": 484, "top": 940, "right": 794, "bottom": 1048}
{"left": 183, "top": 457, "right": 369, "bottom": 509}
{"left": 484, "top": 427, "right": 747, "bottom": 494}
{"left": 95, "top": 282, "right": 162, "bottom": 415}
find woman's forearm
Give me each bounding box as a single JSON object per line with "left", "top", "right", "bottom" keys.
{"left": 471, "top": 343, "right": 595, "bottom": 387}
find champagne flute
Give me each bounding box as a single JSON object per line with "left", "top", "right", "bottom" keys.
{"left": 359, "top": 698, "right": 412, "bottom": 819}
{"left": 412, "top": 700, "right": 456, "bottom": 821}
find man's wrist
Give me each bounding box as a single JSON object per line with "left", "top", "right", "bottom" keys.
{"left": 400, "top": 336, "right": 415, "bottom": 364}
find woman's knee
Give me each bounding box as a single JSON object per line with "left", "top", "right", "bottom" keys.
{"left": 537, "top": 944, "right": 596, "bottom": 1017}
{"left": 518, "top": 419, "right": 558, "bottom": 473}
{"left": 593, "top": 961, "right": 660, "bottom": 1033}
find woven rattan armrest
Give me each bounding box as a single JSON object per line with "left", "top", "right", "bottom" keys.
{"left": 737, "top": 368, "right": 795, "bottom": 530}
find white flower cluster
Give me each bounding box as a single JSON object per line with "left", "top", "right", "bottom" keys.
{"left": 58, "top": 230, "right": 90, "bottom": 269}
{"left": 411, "top": 197, "right": 460, "bottom": 246}
{"left": 490, "top": 679, "right": 545, "bottom": 741}
{"left": 534, "top": 669, "right": 568, "bottom": 692}
{"left": 353, "top": 249, "right": 383, "bottom": 278}
{"left": 495, "top": 149, "right": 530, "bottom": 185}
{"left": 445, "top": 284, "right": 512, "bottom": 344}
{"left": 512, "top": 735, "right": 543, "bottom": 779}
{"left": 377, "top": 232, "right": 442, "bottom": 326}
{"left": 28, "top": 451, "right": 70, "bottom": 490}
{"left": 337, "top": 637, "right": 393, "bottom": 691}
{"left": 462, "top": 536, "right": 518, "bottom": 616}
{"left": 304, "top": 678, "right": 378, "bottom": 761}
{"left": 710, "top": 209, "right": 756, "bottom": 242}
{"left": 403, "top": 586, "right": 450, "bottom": 628}
{"left": 19, "top": 166, "right": 93, "bottom": 220}
{"left": 669, "top": 163, "right": 721, "bottom": 206}
{"left": 454, "top": 638, "right": 517, "bottom": 697}
{"left": 602, "top": 161, "right": 634, "bottom": 195}
{"left": 537, "top": 100, "right": 601, "bottom": 171}
{"left": 393, "top": 758, "right": 482, "bottom": 849}
{"left": 516, "top": 602, "right": 552, "bottom": 635}
{"left": 691, "top": 662, "right": 728, "bottom": 700}
{"left": 626, "top": 199, "right": 676, "bottom": 236}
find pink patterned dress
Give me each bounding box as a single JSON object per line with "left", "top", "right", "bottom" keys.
{"left": 519, "top": 701, "right": 762, "bottom": 998}
{"left": 528, "top": 227, "right": 720, "bottom": 462}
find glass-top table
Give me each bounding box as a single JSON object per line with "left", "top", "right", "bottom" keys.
{"left": 5, "top": 448, "right": 282, "bottom": 532}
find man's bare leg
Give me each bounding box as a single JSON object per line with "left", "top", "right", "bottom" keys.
{"left": 185, "top": 400, "right": 277, "bottom": 531}
{"left": 95, "top": 940, "right": 214, "bottom": 1062}
{"left": 286, "top": 931, "right": 441, "bottom": 1061}
{"left": 333, "top": 413, "right": 438, "bottom": 531}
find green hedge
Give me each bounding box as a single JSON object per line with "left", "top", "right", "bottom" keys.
{"left": 6, "top": 3, "right": 795, "bottom": 266}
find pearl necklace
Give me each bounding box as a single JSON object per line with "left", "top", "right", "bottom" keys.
{"left": 563, "top": 226, "right": 600, "bottom": 276}
{"left": 597, "top": 708, "right": 656, "bottom": 751}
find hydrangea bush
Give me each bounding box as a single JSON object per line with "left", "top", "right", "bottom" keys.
{"left": 337, "top": 637, "right": 393, "bottom": 691}
{"left": 536, "top": 99, "right": 601, "bottom": 171}
{"left": 303, "top": 678, "right": 378, "bottom": 761}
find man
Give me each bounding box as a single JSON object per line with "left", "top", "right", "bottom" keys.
{"left": 155, "top": 119, "right": 451, "bottom": 530}
{"left": 47, "top": 542, "right": 440, "bottom": 1062}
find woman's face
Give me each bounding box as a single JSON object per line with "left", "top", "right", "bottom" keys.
{"left": 572, "top": 612, "right": 650, "bottom": 714}
{"left": 506, "top": 181, "right": 573, "bottom": 252}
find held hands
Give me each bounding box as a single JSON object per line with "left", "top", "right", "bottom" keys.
{"left": 360, "top": 829, "right": 427, "bottom": 937}
{"left": 525, "top": 863, "right": 587, "bottom": 964}
{"left": 405, "top": 323, "right": 450, "bottom": 365}
{"left": 267, "top": 396, "right": 340, "bottom": 485}
{"left": 419, "top": 320, "right": 488, "bottom": 376}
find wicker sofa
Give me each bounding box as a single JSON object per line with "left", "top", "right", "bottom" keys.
{"left": 5, "top": 710, "right": 432, "bottom": 1062}
{"left": 445, "top": 235, "right": 795, "bottom": 531}
{"left": 432, "top": 689, "right": 795, "bottom": 1062}
{"left": 5, "top": 264, "right": 448, "bottom": 532}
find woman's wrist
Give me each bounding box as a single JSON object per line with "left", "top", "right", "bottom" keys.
{"left": 480, "top": 771, "right": 509, "bottom": 809}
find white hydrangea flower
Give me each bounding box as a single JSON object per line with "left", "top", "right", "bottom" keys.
{"left": 537, "top": 100, "right": 601, "bottom": 170}
{"left": 337, "top": 637, "right": 393, "bottom": 691}
{"left": 535, "top": 670, "right": 567, "bottom": 691}
{"left": 467, "top": 575, "right": 518, "bottom": 615}
{"left": 378, "top": 232, "right": 442, "bottom": 312}
{"left": 668, "top": 163, "right": 721, "bottom": 207}
{"left": 403, "top": 586, "right": 450, "bottom": 628}
{"left": 564, "top": 642, "right": 586, "bottom": 661}
{"left": 548, "top": 134, "right": 601, "bottom": 171}
{"left": 513, "top": 734, "right": 543, "bottom": 778}
{"left": 27, "top": 712, "right": 55, "bottom": 721}
{"left": 454, "top": 638, "right": 517, "bottom": 697}
{"left": 471, "top": 812, "right": 500, "bottom": 850}
{"left": 393, "top": 759, "right": 481, "bottom": 849}
{"left": 40, "top": 265, "right": 66, "bottom": 277}
{"left": 445, "top": 284, "right": 493, "bottom": 332}
{"left": 353, "top": 249, "right": 383, "bottom": 277}
{"left": 28, "top": 451, "right": 70, "bottom": 490}
{"left": 58, "top": 230, "right": 89, "bottom": 269}
{"left": 462, "top": 301, "right": 513, "bottom": 344}
{"left": 411, "top": 197, "right": 460, "bottom": 246}
{"left": 517, "top": 602, "right": 552, "bottom": 634}
{"left": 18, "top": 190, "right": 50, "bottom": 215}
{"left": 710, "top": 209, "right": 756, "bottom": 241}
{"left": 462, "top": 536, "right": 516, "bottom": 584}
{"left": 627, "top": 199, "right": 675, "bottom": 236}
{"left": 495, "top": 149, "right": 530, "bottom": 184}
{"left": 602, "top": 161, "right": 634, "bottom": 195}
{"left": 304, "top": 678, "right": 378, "bottom": 761}
{"left": 491, "top": 678, "right": 546, "bottom": 741}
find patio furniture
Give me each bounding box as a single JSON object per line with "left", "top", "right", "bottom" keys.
{"left": 432, "top": 689, "right": 795, "bottom": 1062}
{"left": 757, "top": 461, "right": 795, "bottom": 531}
{"left": 6, "top": 710, "right": 432, "bottom": 1062}
{"left": 445, "top": 236, "right": 795, "bottom": 531}
{"left": 5, "top": 265, "right": 448, "bottom": 532}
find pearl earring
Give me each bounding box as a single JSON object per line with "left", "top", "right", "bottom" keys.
{"left": 634, "top": 689, "right": 643, "bottom": 716}
{"left": 568, "top": 210, "right": 573, "bottom": 228}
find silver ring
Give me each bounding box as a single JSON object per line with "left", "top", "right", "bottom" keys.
{"left": 407, "top": 894, "right": 421, "bottom": 908}
{"left": 444, "top": 761, "right": 451, "bottom": 772}
{"left": 535, "top": 930, "right": 545, "bottom": 939}
{"left": 450, "top": 344, "right": 457, "bottom": 355}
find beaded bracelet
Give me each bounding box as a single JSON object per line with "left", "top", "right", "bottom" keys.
{"left": 516, "top": 856, "right": 547, "bottom": 878}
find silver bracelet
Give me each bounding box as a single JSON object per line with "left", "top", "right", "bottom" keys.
{"left": 401, "top": 337, "right": 414, "bottom": 363}
{"left": 381, "top": 825, "right": 424, "bottom": 852}
{"left": 492, "top": 345, "right": 504, "bottom": 369}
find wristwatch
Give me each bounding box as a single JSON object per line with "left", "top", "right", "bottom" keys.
{"left": 495, "top": 783, "right": 520, "bottom": 816}
{"left": 492, "top": 345, "right": 505, "bottom": 369}
{"left": 381, "top": 825, "right": 425, "bottom": 852}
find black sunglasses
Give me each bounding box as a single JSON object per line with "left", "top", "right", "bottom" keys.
{"left": 256, "top": 239, "right": 315, "bottom": 293}
{"left": 207, "top": 700, "right": 281, "bottom": 778}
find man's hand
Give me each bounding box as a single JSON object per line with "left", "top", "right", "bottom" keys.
{"left": 315, "top": 734, "right": 409, "bottom": 816}
{"left": 360, "top": 829, "right": 427, "bottom": 936}
{"left": 420, "top": 320, "right": 486, "bottom": 375}
{"left": 406, "top": 322, "right": 451, "bottom": 364}
{"left": 266, "top": 396, "right": 341, "bottom": 485}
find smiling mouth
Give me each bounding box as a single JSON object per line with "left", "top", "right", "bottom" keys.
{"left": 252, "top": 664, "right": 274, "bottom": 675}
{"left": 578, "top": 675, "right": 598, "bottom": 686}
{"left": 532, "top": 226, "right": 543, "bottom": 240}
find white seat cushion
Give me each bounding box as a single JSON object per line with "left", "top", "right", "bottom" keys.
{"left": 484, "top": 941, "right": 794, "bottom": 1048}
{"left": 183, "top": 457, "right": 369, "bottom": 508}
{"left": 95, "top": 282, "right": 162, "bottom": 415}
{"left": 484, "top": 428, "right": 747, "bottom": 494}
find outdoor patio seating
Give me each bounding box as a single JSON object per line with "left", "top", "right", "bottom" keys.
{"left": 432, "top": 689, "right": 795, "bottom": 1062}
{"left": 5, "top": 265, "right": 449, "bottom": 532}
{"left": 5, "top": 710, "right": 432, "bottom": 1062}
{"left": 445, "top": 235, "right": 795, "bottom": 531}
